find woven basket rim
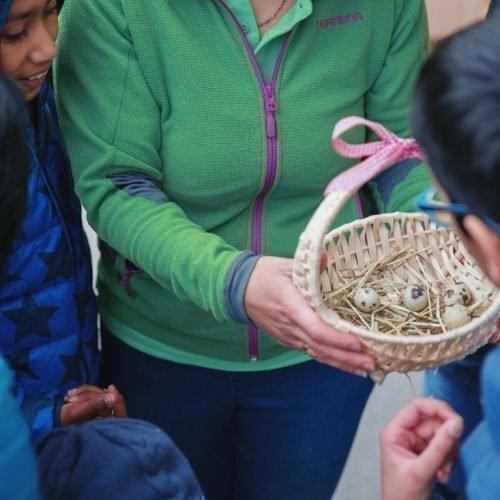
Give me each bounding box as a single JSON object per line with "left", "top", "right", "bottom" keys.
{"left": 327, "top": 211, "right": 439, "bottom": 233}
{"left": 315, "top": 211, "right": 500, "bottom": 344}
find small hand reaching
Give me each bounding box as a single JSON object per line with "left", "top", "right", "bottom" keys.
{"left": 380, "top": 397, "right": 463, "bottom": 500}
{"left": 61, "top": 384, "right": 127, "bottom": 426}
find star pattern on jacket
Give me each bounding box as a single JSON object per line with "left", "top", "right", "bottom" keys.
{"left": 73, "top": 288, "right": 92, "bottom": 328}
{"left": 38, "top": 249, "right": 73, "bottom": 284}
{"left": 58, "top": 347, "right": 84, "bottom": 388}
{"left": 0, "top": 269, "right": 22, "bottom": 289}
{"left": 3, "top": 295, "right": 59, "bottom": 344}
{"left": 11, "top": 351, "right": 42, "bottom": 384}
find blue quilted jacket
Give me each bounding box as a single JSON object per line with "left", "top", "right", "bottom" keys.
{"left": 0, "top": 0, "right": 99, "bottom": 444}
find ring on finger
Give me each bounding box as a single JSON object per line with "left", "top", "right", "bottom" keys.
{"left": 301, "top": 343, "right": 310, "bottom": 355}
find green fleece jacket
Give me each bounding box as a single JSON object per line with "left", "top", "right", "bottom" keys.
{"left": 54, "top": 0, "right": 431, "bottom": 370}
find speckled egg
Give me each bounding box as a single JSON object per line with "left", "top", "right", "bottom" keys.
{"left": 353, "top": 287, "right": 381, "bottom": 313}
{"left": 403, "top": 285, "right": 428, "bottom": 312}
{"left": 443, "top": 304, "right": 471, "bottom": 329}
{"left": 444, "top": 283, "right": 472, "bottom": 307}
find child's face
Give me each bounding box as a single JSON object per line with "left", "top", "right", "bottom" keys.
{"left": 0, "top": 0, "right": 58, "bottom": 102}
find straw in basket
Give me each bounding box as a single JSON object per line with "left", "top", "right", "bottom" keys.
{"left": 293, "top": 117, "right": 500, "bottom": 383}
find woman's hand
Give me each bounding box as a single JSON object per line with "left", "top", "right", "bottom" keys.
{"left": 244, "top": 256, "right": 376, "bottom": 376}
{"left": 380, "top": 397, "right": 463, "bottom": 500}
{"left": 60, "top": 384, "right": 127, "bottom": 426}
{"left": 488, "top": 319, "right": 500, "bottom": 344}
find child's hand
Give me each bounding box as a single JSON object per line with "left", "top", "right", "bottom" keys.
{"left": 61, "top": 384, "right": 127, "bottom": 426}
{"left": 380, "top": 397, "right": 463, "bottom": 500}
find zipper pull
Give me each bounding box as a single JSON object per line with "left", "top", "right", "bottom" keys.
{"left": 265, "top": 85, "right": 277, "bottom": 138}
{"left": 266, "top": 114, "right": 276, "bottom": 138}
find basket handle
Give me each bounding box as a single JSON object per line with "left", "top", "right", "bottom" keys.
{"left": 325, "top": 116, "right": 425, "bottom": 195}
{"left": 293, "top": 117, "right": 425, "bottom": 319}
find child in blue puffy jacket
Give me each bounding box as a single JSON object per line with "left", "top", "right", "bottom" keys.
{"left": 0, "top": 0, "right": 126, "bottom": 444}
{"left": 0, "top": 78, "right": 193, "bottom": 500}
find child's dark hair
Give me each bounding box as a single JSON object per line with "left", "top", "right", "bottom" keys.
{"left": 0, "top": 78, "right": 30, "bottom": 267}
{"left": 411, "top": 11, "right": 500, "bottom": 224}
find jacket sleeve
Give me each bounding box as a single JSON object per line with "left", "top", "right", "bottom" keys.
{"left": 0, "top": 357, "right": 41, "bottom": 499}
{"left": 9, "top": 349, "right": 65, "bottom": 441}
{"left": 54, "top": 0, "right": 242, "bottom": 323}
{"left": 365, "top": 0, "right": 433, "bottom": 214}
{"left": 14, "top": 386, "right": 65, "bottom": 443}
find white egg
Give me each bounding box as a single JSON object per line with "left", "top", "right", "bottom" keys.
{"left": 443, "top": 304, "right": 471, "bottom": 329}
{"left": 353, "top": 287, "right": 381, "bottom": 313}
{"left": 444, "top": 283, "right": 472, "bottom": 307}
{"left": 403, "top": 285, "right": 428, "bottom": 312}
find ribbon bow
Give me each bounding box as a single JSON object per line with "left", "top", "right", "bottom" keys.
{"left": 324, "top": 117, "right": 426, "bottom": 196}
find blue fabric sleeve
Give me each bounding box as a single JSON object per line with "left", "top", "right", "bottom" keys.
{"left": 0, "top": 357, "right": 41, "bottom": 500}
{"left": 367, "top": 158, "right": 431, "bottom": 214}
{"left": 224, "top": 251, "right": 260, "bottom": 324}
{"left": 489, "top": 0, "right": 499, "bottom": 15}
{"left": 53, "top": 395, "right": 65, "bottom": 427}
{"left": 109, "top": 172, "right": 169, "bottom": 204}
{"left": 7, "top": 353, "right": 64, "bottom": 442}
{"left": 368, "top": 158, "right": 421, "bottom": 212}
{"left": 17, "top": 388, "right": 63, "bottom": 443}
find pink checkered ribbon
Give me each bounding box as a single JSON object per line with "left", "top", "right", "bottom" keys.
{"left": 324, "top": 117, "right": 425, "bottom": 196}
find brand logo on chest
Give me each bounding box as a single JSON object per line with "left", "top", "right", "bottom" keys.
{"left": 316, "top": 12, "right": 364, "bottom": 29}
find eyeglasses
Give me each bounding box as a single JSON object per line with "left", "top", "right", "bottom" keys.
{"left": 416, "top": 187, "right": 500, "bottom": 235}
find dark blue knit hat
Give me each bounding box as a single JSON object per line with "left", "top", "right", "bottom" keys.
{"left": 36, "top": 419, "right": 204, "bottom": 500}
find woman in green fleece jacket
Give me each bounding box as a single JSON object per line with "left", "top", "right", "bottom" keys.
{"left": 54, "top": 1, "right": 432, "bottom": 498}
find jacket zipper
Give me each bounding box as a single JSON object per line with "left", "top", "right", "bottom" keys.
{"left": 35, "top": 153, "right": 77, "bottom": 275}
{"left": 218, "top": 1, "right": 292, "bottom": 360}
{"left": 32, "top": 103, "right": 77, "bottom": 275}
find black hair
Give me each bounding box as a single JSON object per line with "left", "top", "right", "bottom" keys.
{"left": 411, "top": 11, "right": 500, "bottom": 223}
{"left": 0, "top": 78, "right": 30, "bottom": 268}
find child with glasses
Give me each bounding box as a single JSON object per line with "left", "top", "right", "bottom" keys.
{"left": 380, "top": 11, "right": 500, "bottom": 500}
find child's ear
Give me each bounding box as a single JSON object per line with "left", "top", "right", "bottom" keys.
{"left": 463, "top": 215, "right": 500, "bottom": 286}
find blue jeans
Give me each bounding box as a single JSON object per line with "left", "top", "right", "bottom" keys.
{"left": 424, "top": 345, "right": 494, "bottom": 499}
{"left": 101, "top": 328, "right": 374, "bottom": 500}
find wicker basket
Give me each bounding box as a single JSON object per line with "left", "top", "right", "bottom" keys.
{"left": 293, "top": 117, "right": 500, "bottom": 383}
